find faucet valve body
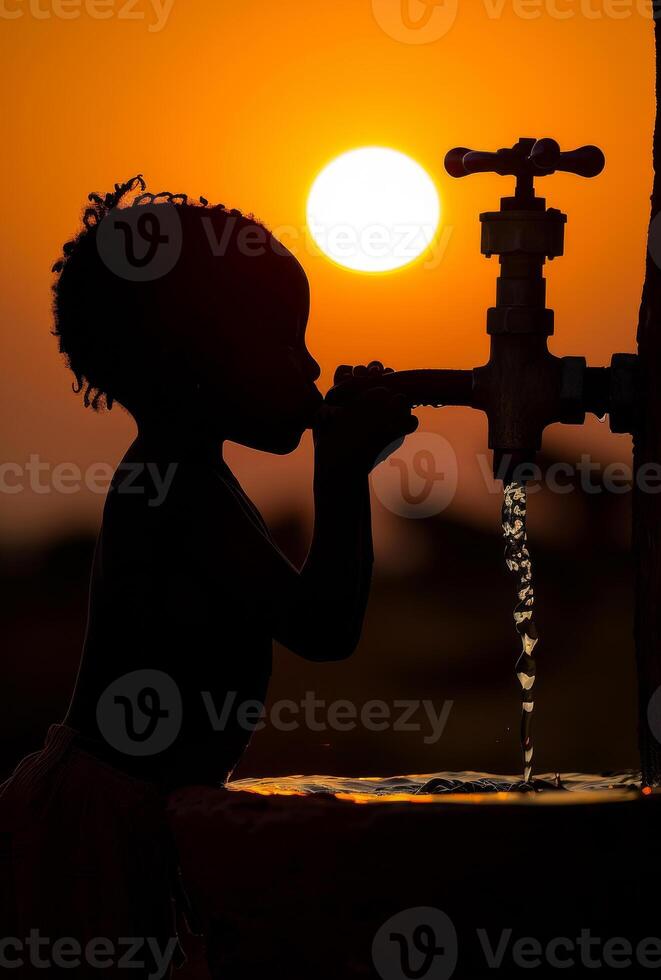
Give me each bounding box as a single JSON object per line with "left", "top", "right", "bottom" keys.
{"left": 481, "top": 202, "right": 565, "bottom": 335}
{"left": 446, "top": 137, "right": 635, "bottom": 477}
{"left": 325, "top": 138, "right": 638, "bottom": 481}
{"left": 474, "top": 194, "right": 570, "bottom": 474}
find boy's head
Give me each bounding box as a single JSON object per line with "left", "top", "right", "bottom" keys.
{"left": 52, "top": 176, "right": 322, "bottom": 454}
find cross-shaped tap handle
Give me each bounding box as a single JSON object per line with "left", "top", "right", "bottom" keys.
{"left": 445, "top": 138, "right": 605, "bottom": 184}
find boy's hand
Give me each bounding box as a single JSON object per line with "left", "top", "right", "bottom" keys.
{"left": 314, "top": 361, "right": 419, "bottom": 476}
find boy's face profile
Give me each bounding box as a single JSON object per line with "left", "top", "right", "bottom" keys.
{"left": 185, "top": 227, "right": 323, "bottom": 455}
{"left": 53, "top": 191, "right": 323, "bottom": 455}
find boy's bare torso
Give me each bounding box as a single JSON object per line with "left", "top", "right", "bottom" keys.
{"left": 66, "top": 446, "right": 276, "bottom": 789}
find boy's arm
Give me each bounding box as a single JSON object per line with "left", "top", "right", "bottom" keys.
{"left": 199, "top": 365, "right": 417, "bottom": 663}
{"left": 266, "top": 366, "right": 417, "bottom": 662}
{"left": 278, "top": 463, "right": 374, "bottom": 662}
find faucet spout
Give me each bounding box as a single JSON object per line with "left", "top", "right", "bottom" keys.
{"left": 325, "top": 368, "right": 475, "bottom": 410}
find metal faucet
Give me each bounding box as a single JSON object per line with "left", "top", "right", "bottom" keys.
{"left": 327, "top": 138, "right": 639, "bottom": 478}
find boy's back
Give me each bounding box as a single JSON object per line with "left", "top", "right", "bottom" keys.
{"left": 67, "top": 445, "right": 275, "bottom": 789}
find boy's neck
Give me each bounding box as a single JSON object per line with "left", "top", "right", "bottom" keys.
{"left": 134, "top": 421, "right": 224, "bottom": 464}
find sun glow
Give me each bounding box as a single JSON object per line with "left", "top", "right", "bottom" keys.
{"left": 306, "top": 147, "right": 441, "bottom": 274}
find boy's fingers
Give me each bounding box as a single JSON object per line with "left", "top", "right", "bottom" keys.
{"left": 332, "top": 362, "right": 394, "bottom": 388}
{"left": 333, "top": 364, "right": 354, "bottom": 383}
{"left": 364, "top": 390, "right": 418, "bottom": 438}
{"left": 386, "top": 392, "right": 413, "bottom": 419}
{"left": 386, "top": 393, "right": 418, "bottom": 433}
{"left": 358, "top": 385, "right": 390, "bottom": 406}
{"left": 360, "top": 389, "right": 412, "bottom": 414}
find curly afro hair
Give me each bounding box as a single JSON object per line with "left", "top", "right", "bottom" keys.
{"left": 51, "top": 175, "right": 275, "bottom": 413}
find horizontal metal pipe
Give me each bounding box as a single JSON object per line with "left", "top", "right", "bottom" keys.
{"left": 325, "top": 369, "right": 475, "bottom": 409}
{"left": 583, "top": 366, "right": 611, "bottom": 420}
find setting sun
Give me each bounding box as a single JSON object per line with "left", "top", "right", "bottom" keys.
{"left": 306, "top": 147, "right": 441, "bottom": 274}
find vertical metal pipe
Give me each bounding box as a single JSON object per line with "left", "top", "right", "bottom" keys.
{"left": 633, "top": 3, "right": 661, "bottom": 785}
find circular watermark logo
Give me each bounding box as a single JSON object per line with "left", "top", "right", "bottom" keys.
{"left": 373, "top": 907, "right": 458, "bottom": 980}
{"left": 371, "top": 432, "right": 458, "bottom": 518}
{"left": 648, "top": 686, "right": 661, "bottom": 747}
{"left": 96, "top": 202, "right": 182, "bottom": 282}
{"left": 96, "top": 669, "right": 182, "bottom": 757}
{"left": 372, "top": 0, "right": 459, "bottom": 44}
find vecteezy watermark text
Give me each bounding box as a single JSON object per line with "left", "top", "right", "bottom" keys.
{"left": 204, "top": 691, "right": 454, "bottom": 745}
{"left": 0, "top": 0, "right": 174, "bottom": 31}
{"left": 372, "top": 434, "right": 658, "bottom": 521}
{"left": 372, "top": 0, "right": 656, "bottom": 47}
{"left": 4, "top": 446, "right": 657, "bottom": 515}
{"left": 477, "top": 928, "right": 661, "bottom": 970}
{"left": 0, "top": 457, "right": 177, "bottom": 506}
{"left": 373, "top": 908, "right": 661, "bottom": 979}
{"left": 0, "top": 932, "right": 177, "bottom": 978}
{"left": 96, "top": 670, "right": 455, "bottom": 757}
{"left": 94, "top": 203, "right": 454, "bottom": 284}
{"left": 483, "top": 452, "right": 655, "bottom": 495}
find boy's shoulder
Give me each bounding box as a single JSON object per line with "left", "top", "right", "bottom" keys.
{"left": 107, "top": 452, "right": 270, "bottom": 536}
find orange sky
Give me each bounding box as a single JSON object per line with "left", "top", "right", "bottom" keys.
{"left": 0, "top": 0, "right": 655, "bottom": 543}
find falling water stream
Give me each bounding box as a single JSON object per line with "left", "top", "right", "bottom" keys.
{"left": 502, "top": 481, "right": 539, "bottom": 785}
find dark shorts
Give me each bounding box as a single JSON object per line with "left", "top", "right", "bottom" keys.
{"left": 0, "top": 724, "right": 193, "bottom": 977}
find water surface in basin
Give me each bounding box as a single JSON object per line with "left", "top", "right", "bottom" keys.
{"left": 229, "top": 771, "right": 645, "bottom": 805}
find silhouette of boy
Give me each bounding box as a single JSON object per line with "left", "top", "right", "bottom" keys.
{"left": 0, "top": 177, "right": 418, "bottom": 975}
